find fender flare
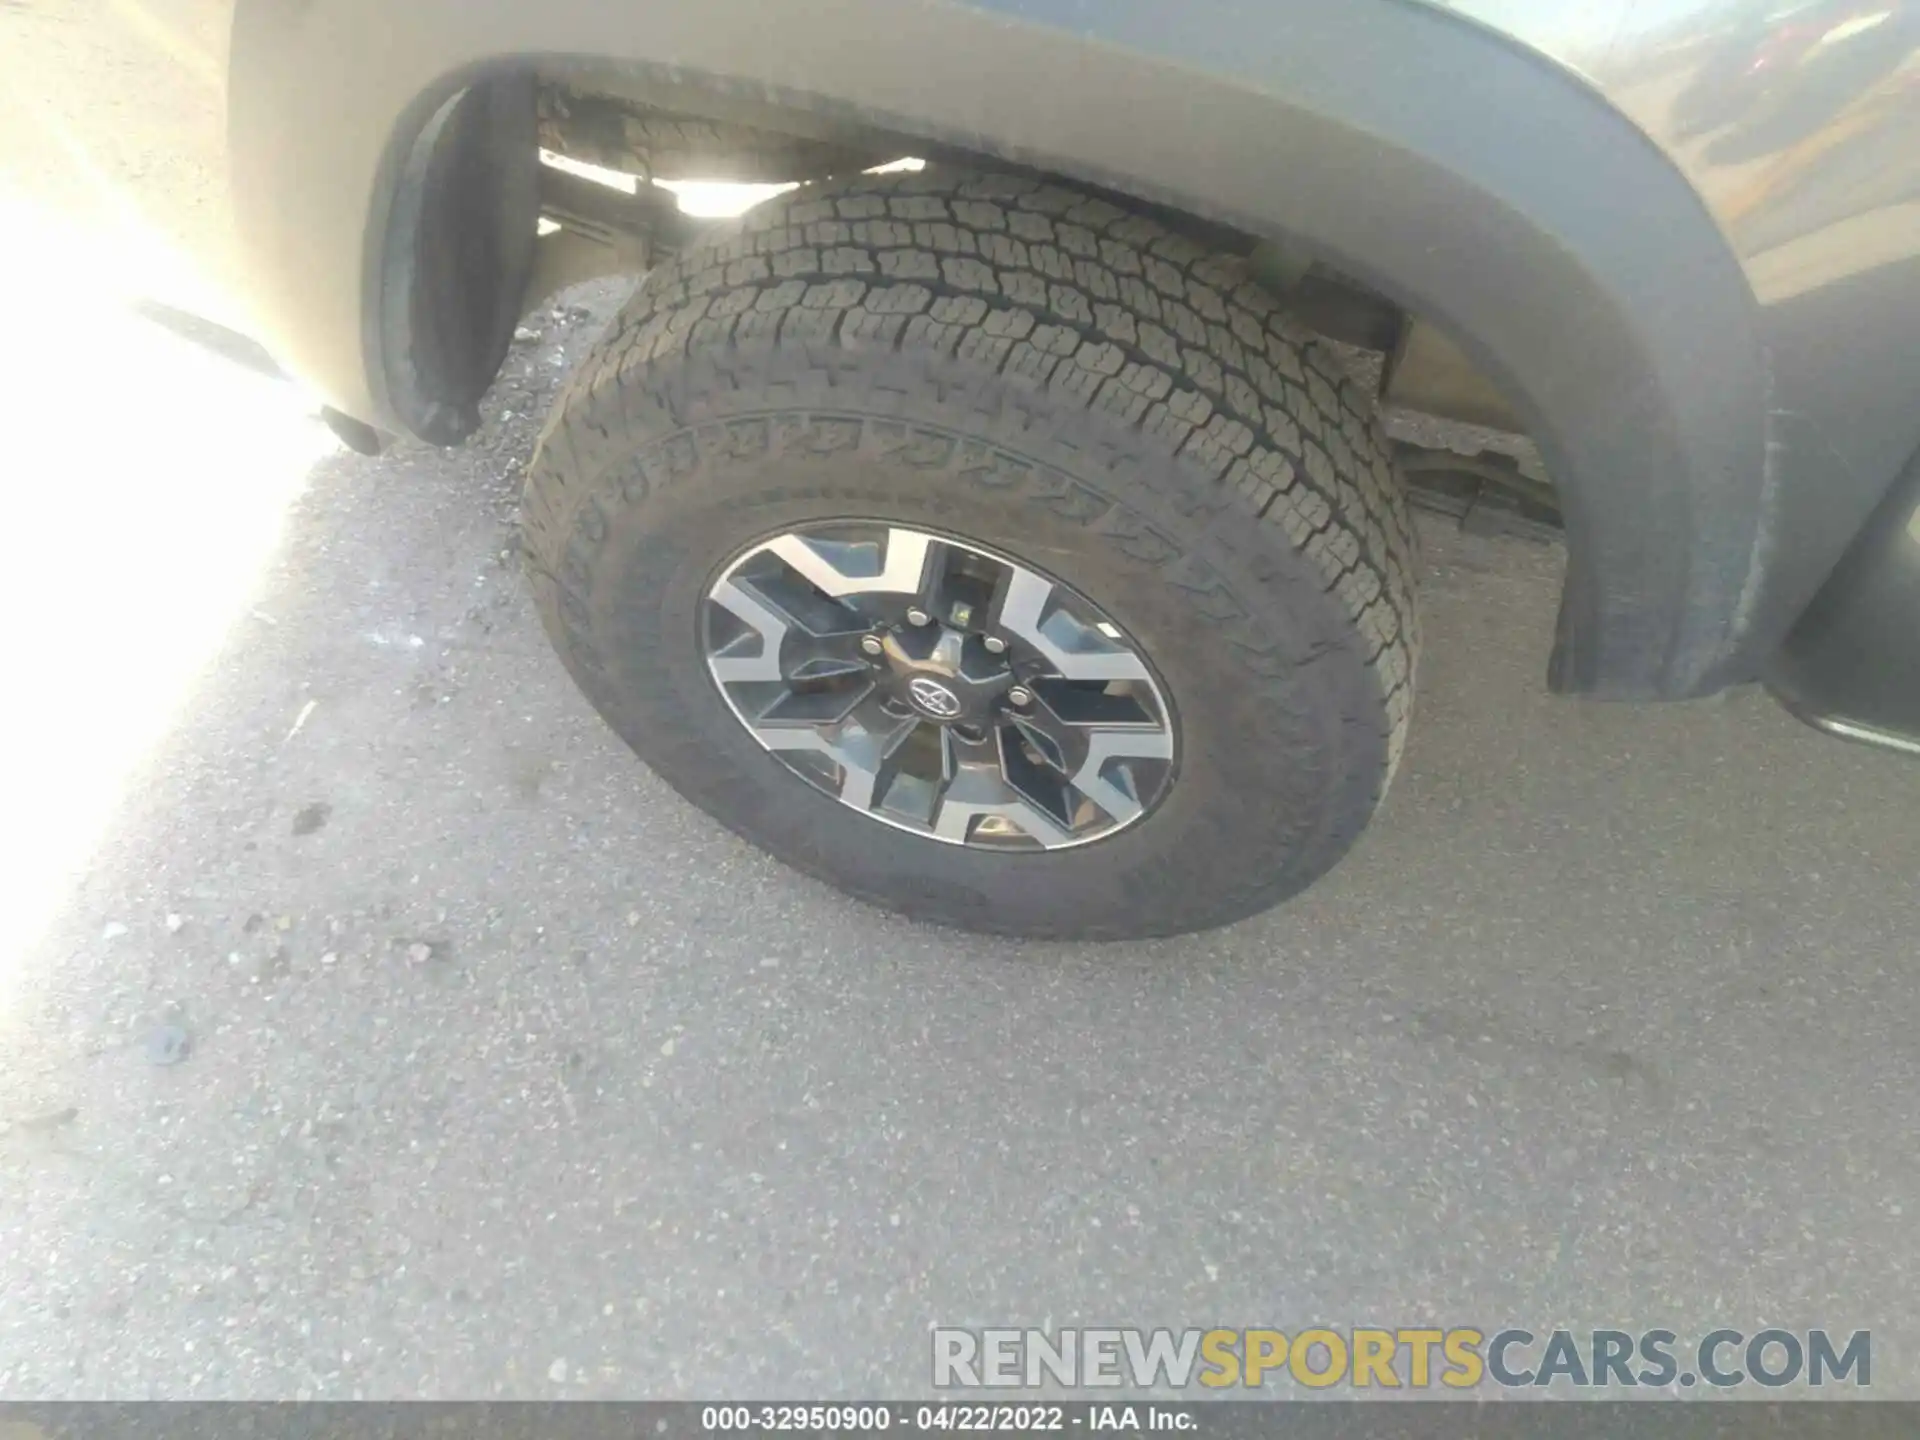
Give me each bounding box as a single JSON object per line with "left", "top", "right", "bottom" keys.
{"left": 229, "top": 0, "right": 1773, "bottom": 698}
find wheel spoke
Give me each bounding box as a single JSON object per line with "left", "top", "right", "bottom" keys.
{"left": 938, "top": 726, "right": 967, "bottom": 789}
{"left": 786, "top": 629, "right": 877, "bottom": 682}
{"left": 1070, "top": 725, "right": 1175, "bottom": 824}
{"left": 931, "top": 780, "right": 1076, "bottom": 847}
{"left": 707, "top": 577, "right": 795, "bottom": 684}
{"left": 1001, "top": 683, "right": 1172, "bottom": 826}
{"left": 766, "top": 527, "right": 935, "bottom": 599}
{"left": 836, "top": 711, "right": 923, "bottom": 812}
{"left": 750, "top": 706, "right": 920, "bottom": 813}
{"left": 995, "top": 570, "right": 1150, "bottom": 683}
{"left": 710, "top": 573, "right": 876, "bottom": 686}
{"left": 755, "top": 678, "right": 875, "bottom": 727}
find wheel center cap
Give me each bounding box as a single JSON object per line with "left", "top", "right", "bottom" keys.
{"left": 906, "top": 675, "right": 964, "bottom": 720}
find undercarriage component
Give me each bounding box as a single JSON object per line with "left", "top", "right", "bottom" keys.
{"left": 1282, "top": 271, "right": 1405, "bottom": 354}
{"left": 1384, "top": 318, "right": 1526, "bottom": 435}
{"left": 1396, "top": 443, "right": 1562, "bottom": 543}
{"left": 522, "top": 161, "right": 706, "bottom": 311}
{"left": 536, "top": 79, "right": 886, "bottom": 183}
{"left": 537, "top": 164, "right": 700, "bottom": 257}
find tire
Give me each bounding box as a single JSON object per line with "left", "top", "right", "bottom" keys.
{"left": 522, "top": 167, "right": 1419, "bottom": 939}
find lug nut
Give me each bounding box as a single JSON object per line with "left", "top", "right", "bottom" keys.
{"left": 906, "top": 607, "right": 931, "bottom": 627}
{"left": 860, "top": 635, "right": 885, "bottom": 656}
{"left": 983, "top": 635, "right": 1007, "bottom": 654}
{"left": 1007, "top": 685, "right": 1034, "bottom": 708}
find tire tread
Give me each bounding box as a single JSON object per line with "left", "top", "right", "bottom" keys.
{"left": 532, "top": 168, "right": 1418, "bottom": 773}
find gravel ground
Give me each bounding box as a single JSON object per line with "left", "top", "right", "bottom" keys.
{"left": 2, "top": 283, "right": 1919, "bottom": 1399}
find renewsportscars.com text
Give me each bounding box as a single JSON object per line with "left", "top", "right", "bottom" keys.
{"left": 932, "top": 1327, "right": 1871, "bottom": 1390}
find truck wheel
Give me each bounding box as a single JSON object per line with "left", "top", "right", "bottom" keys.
{"left": 521, "top": 168, "right": 1418, "bottom": 939}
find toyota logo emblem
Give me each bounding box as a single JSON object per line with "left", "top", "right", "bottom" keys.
{"left": 907, "top": 676, "right": 964, "bottom": 719}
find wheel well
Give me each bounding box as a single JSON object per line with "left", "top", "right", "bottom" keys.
{"left": 531, "top": 66, "right": 1535, "bottom": 435}
{"left": 385, "top": 63, "right": 1531, "bottom": 454}
{"left": 237, "top": 0, "right": 1776, "bottom": 699}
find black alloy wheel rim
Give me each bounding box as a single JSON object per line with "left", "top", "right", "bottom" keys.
{"left": 700, "top": 522, "right": 1177, "bottom": 850}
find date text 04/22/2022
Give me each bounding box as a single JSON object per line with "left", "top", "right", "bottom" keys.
{"left": 698, "top": 1404, "right": 1193, "bottom": 1432}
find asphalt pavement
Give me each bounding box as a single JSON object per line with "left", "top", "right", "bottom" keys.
{"left": 3, "top": 279, "right": 1919, "bottom": 1400}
